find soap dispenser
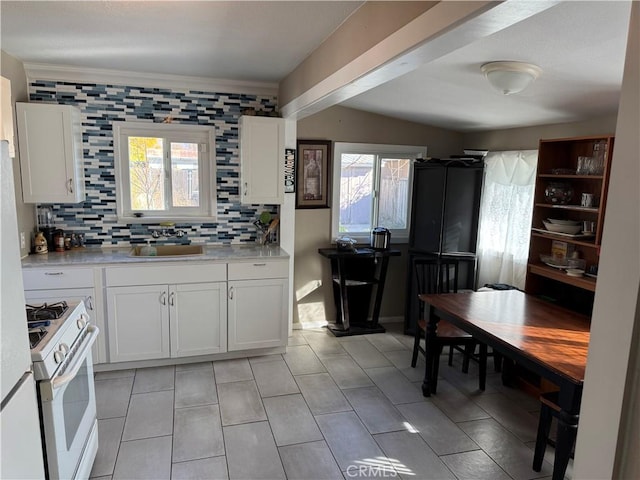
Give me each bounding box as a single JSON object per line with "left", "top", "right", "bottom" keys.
{"left": 140, "top": 239, "right": 157, "bottom": 256}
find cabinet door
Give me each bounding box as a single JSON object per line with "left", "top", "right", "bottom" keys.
{"left": 169, "top": 282, "right": 227, "bottom": 357}
{"left": 24, "top": 288, "right": 106, "bottom": 365}
{"left": 409, "top": 164, "right": 446, "bottom": 251}
{"left": 106, "top": 285, "right": 170, "bottom": 362}
{"left": 16, "top": 103, "right": 85, "bottom": 203}
{"left": 441, "top": 166, "right": 483, "bottom": 253}
{"left": 239, "top": 116, "right": 284, "bottom": 205}
{"left": 228, "top": 278, "right": 288, "bottom": 351}
{"left": 409, "top": 163, "right": 483, "bottom": 254}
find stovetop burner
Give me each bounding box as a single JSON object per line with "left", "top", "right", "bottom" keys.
{"left": 29, "top": 327, "right": 48, "bottom": 349}
{"left": 26, "top": 301, "right": 69, "bottom": 322}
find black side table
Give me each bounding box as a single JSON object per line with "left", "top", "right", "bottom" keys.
{"left": 318, "top": 247, "right": 401, "bottom": 337}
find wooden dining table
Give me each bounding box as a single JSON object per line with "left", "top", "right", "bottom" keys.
{"left": 419, "top": 290, "right": 590, "bottom": 480}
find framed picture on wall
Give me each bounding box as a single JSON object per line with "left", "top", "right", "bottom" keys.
{"left": 296, "top": 140, "right": 332, "bottom": 209}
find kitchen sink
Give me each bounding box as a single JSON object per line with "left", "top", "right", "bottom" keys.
{"left": 130, "top": 245, "right": 205, "bottom": 257}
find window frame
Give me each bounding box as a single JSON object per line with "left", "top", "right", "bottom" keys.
{"left": 331, "top": 142, "right": 427, "bottom": 244}
{"left": 113, "top": 122, "right": 216, "bottom": 223}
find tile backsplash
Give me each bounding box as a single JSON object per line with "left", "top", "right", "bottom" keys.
{"left": 28, "top": 80, "right": 279, "bottom": 246}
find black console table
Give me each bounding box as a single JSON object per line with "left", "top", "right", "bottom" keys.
{"left": 318, "top": 247, "right": 401, "bottom": 337}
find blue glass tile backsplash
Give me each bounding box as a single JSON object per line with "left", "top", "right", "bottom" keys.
{"left": 29, "top": 80, "right": 279, "bottom": 246}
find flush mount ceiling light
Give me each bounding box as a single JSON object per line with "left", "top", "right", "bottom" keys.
{"left": 481, "top": 61, "right": 543, "bottom": 95}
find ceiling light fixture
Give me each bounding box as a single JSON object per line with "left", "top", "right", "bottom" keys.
{"left": 481, "top": 61, "right": 542, "bottom": 95}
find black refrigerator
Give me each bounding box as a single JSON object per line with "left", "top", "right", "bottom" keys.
{"left": 404, "top": 159, "right": 484, "bottom": 334}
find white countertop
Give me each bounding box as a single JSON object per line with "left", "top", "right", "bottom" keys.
{"left": 21, "top": 244, "right": 289, "bottom": 267}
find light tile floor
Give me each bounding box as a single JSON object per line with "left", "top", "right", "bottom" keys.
{"left": 91, "top": 324, "right": 571, "bottom": 480}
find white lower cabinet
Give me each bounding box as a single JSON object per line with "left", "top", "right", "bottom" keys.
{"left": 170, "top": 282, "right": 227, "bottom": 357}
{"left": 106, "top": 282, "right": 227, "bottom": 363}
{"left": 228, "top": 260, "right": 289, "bottom": 351}
{"left": 106, "top": 285, "right": 171, "bottom": 363}
{"left": 105, "top": 263, "right": 228, "bottom": 363}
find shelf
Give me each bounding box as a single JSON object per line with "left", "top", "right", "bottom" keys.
{"left": 526, "top": 135, "right": 613, "bottom": 307}
{"left": 332, "top": 278, "right": 376, "bottom": 287}
{"left": 531, "top": 231, "right": 598, "bottom": 248}
{"left": 528, "top": 263, "right": 596, "bottom": 292}
{"left": 538, "top": 174, "right": 604, "bottom": 180}
{"left": 534, "top": 203, "right": 599, "bottom": 213}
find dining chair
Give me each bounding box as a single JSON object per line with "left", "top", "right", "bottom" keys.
{"left": 533, "top": 390, "right": 579, "bottom": 472}
{"left": 410, "top": 257, "right": 487, "bottom": 393}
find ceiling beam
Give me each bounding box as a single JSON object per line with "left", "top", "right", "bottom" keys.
{"left": 279, "top": 0, "right": 560, "bottom": 121}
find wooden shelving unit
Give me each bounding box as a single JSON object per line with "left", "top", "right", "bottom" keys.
{"left": 525, "top": 134, "right": 614, "bottom": 313}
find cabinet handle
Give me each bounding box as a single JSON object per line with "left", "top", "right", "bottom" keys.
{"left": 44, "top": 272, "right": 64, "bottom": 276}
{"left": 244, "top": 182, "right": 248, "bottom": 196}
{"left": 87, "top": 296, "right": 94, "bottom": 310}
{"left": 253, "top": 263, "right": 266, "bottom": 266}
{"left": 169, "top": 292, "right": 175, "bottom": 306}
{"left": 160, "top": 291, "right": 167, "bottom": 305}
{"left": 68, "top": 178, "right": 73, "bottom": 194}
{"left": 229, "top": 286, "right": 234, "bottom": 300}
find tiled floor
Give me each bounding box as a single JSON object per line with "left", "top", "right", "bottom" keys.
{"left": 90, "top": 324, "right": 570, "bottom": 480}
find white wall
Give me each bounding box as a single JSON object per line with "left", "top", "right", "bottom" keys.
{"left": 294, "top": 105, "right": 463, "bottom": 326}
{"left": 462, "top": 114, "right": 618, "bottom": 151}
{"left": 573, "top": 2, "right": 640, "bottom": 477}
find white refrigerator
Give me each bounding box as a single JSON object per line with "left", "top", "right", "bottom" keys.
{"left": 0, "top": 140, "right": 46, "bottom": 479}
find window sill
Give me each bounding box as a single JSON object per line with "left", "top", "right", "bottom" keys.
{"left": 118, "top": 215, "right": 217, "bottom": 224}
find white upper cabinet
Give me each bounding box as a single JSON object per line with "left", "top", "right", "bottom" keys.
{"left": 1, "top": 76, "right": 15, "bottom": 156}
{"left": 239, "top": 115, "right": 284, "bottom": 205}
{"left": 16, "top": 102, "right": 85, "bottom": 203}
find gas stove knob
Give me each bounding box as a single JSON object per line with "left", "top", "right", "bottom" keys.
{"left": 53, "top": 350, "right": 65, "bottom": 364}
{"left": 59, "top": 343, "right": 70, "bottom": 354}
{"left": 77, "top": 315, "right": 88, "bottom": 329}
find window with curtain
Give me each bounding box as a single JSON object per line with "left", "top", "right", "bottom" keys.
{"left": 476, "top": 150, "right": 538, "bottom": 290}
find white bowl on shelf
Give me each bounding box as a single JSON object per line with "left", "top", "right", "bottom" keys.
{"left": 539, "top": 254, "right": 568, "bottom": 268}
{"left": 542, "top": 220, "right": 582, "bottom": 234}
{"left": 566, "top": 269, "right": 585, "bottom": 277}
{"left": 546, "top": 218, "right": 581, "bottom": 226}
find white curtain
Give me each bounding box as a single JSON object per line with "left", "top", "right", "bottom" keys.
{"left": 477, "top": 150, "right": 538, "bottom": 290}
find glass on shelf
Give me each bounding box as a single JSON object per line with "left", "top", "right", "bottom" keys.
{"left": 576, "top": 156, "right": 593, "bottom": 175}
{"left": 591, "top": 141, "right": 607, "bottom": 175}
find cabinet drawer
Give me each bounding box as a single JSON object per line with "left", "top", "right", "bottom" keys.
{"left": 228, "top": 260, "right": 288, "bottom": 280}
{"left": 106, "top": 263, "right": 226, "bottom": 286}
{"left": 22, "top": 267, "right": 95, "bottom": 290}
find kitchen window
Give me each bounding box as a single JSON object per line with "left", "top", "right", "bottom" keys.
{"left": 113, "top": 122, "right": 216, "bottom": 221}
{"left": 331, "top": 142, "right": 426, "bottom": 243}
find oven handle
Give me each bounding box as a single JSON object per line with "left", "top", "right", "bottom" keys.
{"left": 51, "top": 325, "right": 100, "bottom": 391}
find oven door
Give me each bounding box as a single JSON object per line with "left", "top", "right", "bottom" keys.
{"left": 39, "top": 325, "right": 99, "bottom": 480}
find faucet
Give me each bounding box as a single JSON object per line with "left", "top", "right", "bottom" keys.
{"left": 151, "top": 229, "right": 186, "bottom": 238}
{"left": 151, "top": 223, "right": 186, "bottom": 238}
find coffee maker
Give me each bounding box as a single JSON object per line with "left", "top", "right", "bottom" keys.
{"left": 37, "top": 206, "right": 56, "bottom": 252}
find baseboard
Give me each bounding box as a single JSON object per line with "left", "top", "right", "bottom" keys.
{"left": 379, "top": 315, "right": 404, "bottom": 324}
{"left": 293, "top": 316, "right": 404, "bottom": 330}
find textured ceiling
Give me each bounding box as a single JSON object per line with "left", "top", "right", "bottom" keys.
{"left": 0, "top": 1, "right": 633, "bottom": 131}
{"left": 341, "top": 1, "right": 633, "bottom": 131}
{"left": 1, "top": 1, "right": 362, "bottom": 82}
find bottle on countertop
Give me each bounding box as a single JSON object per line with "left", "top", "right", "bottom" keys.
{"left": 54, "top": 230, "right": 65, "bottom": 252}
{"left": 34, "top": 231, "right": 48, "bottom": 254}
